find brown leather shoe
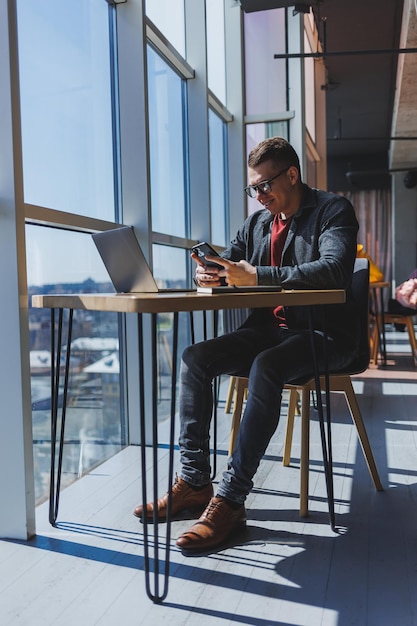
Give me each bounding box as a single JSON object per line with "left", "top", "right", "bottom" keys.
{"left": 175, "top": 497, "right": 246, "bottom": 552}
{"left": 133, "top": 475, "right": 213, "bottom": 520}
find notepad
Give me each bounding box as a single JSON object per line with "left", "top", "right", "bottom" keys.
{"left": 197, "top": 285, "right": 282, "bottom": 294}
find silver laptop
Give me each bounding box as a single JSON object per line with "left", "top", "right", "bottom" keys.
{"left": 92, "top": 226, "right": 193, "bottom": 293}
{"left": 92, "top": 225, "right": 283, "bottom": 295}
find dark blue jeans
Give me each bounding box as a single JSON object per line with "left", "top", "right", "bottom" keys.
{"left": 178, "top": 315, "right": 353, "bottom": 505}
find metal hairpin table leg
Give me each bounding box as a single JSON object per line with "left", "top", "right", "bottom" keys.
{"left": 210, "top": 310, "right": 219, "bottom": 479}
{"left": 307, "top": 307, "right": 335, "bottom": 531}
{"left": 49, "top": 307, "right": 73, "bottom": 526}
{"left": 138, "top": 311, "right": 179, "bottom": 604}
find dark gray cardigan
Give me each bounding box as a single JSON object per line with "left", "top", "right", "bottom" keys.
{"left": 222, "top": 185, "right": 360, "bottom": 352}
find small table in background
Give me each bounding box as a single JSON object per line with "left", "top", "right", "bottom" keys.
{"left": 369, "top": 281, "right": 390, "bottom": 365}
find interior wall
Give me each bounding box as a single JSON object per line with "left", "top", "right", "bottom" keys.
{"left": 327, "top": 154, "right": 391, "bottom": 194}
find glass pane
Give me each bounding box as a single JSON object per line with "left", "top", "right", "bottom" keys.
{"left": 244, "top": 9, "right": 287, "bottom": 116}
{"left": 209, "top": 109, "right": 227, "bottom": 246}
{"left": 152, "top": 244, "right": 189, "bottom": 289}
{"left": 152, "top": 244, "right": 191, "bottom": 424}
{"left": 206, "top": 0, "right": 226, "bottom": 103}
{"left": 147, "top": 46, "right": 187, "bottom": 237}
{"left": 27, "top": 225, "right": 125, "bottom": 504}
{"left": 16, "top": 0, "right": 115, "bottom": 219}
{"left": 145, "top": 0, "right": 185, "bottom": 57}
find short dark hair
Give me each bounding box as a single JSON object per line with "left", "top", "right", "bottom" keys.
{"left": 248, "top": 137, "right": 301, "bottom": 176}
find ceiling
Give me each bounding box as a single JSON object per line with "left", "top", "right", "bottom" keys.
{"left": 240, "top": 0, "right": 417, "bottom": 191}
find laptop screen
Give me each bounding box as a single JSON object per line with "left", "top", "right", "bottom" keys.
{"left": 92, "top": 226, "right": 159, "bottom": 293}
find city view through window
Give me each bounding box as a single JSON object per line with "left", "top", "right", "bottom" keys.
{"left": 19, "top": 0, "right": 230, "bottom": 506}
{"left": 29, "top": 277, "right": 125, "bottom": 504}
{"left": 29, "top": 276, "right": 183, "bottom": 505}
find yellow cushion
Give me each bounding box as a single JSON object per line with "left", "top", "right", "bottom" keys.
{"left": 356, "top": 244, "right": 384, "bottom": 283}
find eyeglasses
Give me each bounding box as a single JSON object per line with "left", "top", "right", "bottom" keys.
{"left": 244, "top": 166, "right": 290, "bottom": 198}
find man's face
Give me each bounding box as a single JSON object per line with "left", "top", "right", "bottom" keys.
{"left": 247, "top": 160, "right": 299, "bottom": 218}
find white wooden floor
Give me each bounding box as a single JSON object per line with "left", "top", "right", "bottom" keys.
{"left": 2, "top": 328, "right": 417, "bottom": 626}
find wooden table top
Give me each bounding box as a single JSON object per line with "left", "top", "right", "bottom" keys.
{"left": 32, "top": 289, "right": 346, "bottom": 315}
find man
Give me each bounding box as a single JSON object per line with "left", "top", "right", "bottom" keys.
{"left": 134, "top": 137, "right": 359, "bottom": 552}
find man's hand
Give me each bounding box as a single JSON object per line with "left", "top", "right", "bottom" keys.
{"left": 204, "top": 256, "right": 257, "bottom": 287}
{"left": 191, "top": 252, "right": 224, "bottom": 286}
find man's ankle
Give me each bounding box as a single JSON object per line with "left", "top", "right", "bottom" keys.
{"left": 216, "top": 495, "right": 242, "bottom": 510}
{"left": 191, "top": 483, "right": 210, "bottom": 491}
{"left": 180, "top": 478, "right": 211, "bottom": 491}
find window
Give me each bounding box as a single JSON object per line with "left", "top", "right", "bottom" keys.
{"left": 244, "top": 9, "right": 287, "bottom": 117}
{"left": 152, "top": 244, "right": 189, "bottom": 289}
{"left": 16, "top": 0, "right": 115, "bottom": 219}
{"left": 206, "top": 0, "right": 226, "bottom": 103}
{"left": 16, "top": 0, "right": 124, "bottom": 505}
{"left": 152, "top": 244, "right": 193, "bottom": 423}
{"left": 147, "top": 46, "right": 188, "bottom": 238}
{"left": 27, "top": 225, "right": 125, "bottom": 504}
{"left": 208, "top": 109, "right": 228, "bottom": 246}
{"left": 145, "top": 0, "right": 185, "bottom": 57}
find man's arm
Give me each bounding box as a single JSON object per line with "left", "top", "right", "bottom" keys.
{"left": 256, "top": 196, "right": 359, "bottom": 290}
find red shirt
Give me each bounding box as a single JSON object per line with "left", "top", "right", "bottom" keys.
{"left": 270, "top": 215, "right": 292, "bottom": 324}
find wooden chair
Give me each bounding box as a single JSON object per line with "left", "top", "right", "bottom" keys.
{"left": 370, "top": 308, "right": 417, "bottom": 366}
{"left": 225, "top": 258, "right": 383, "bottom": 516}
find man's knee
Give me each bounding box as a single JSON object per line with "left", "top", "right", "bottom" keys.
{"left": 249, "top": 349, "right": 285, "bottom": 387}
{"left": 181, "top": 341, "right": 208, "bottom": 370}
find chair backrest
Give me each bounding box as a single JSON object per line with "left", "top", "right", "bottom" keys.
{"left": 339, "top": 257, "right": 370, "bottom": 375}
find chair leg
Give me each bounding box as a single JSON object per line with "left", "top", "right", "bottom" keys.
{"left": 405, "top": 317, "right": 417, "bottom": 365}
{"left": 283, "top": 386, "right": 310, "bottom": 516}
{"left": 342, "top": 379, "right": 383, "bottom": 491}
{"left": 225, "top": 376, "right": 237, "bottom": 414}
{"left": 228, "top": 377, "right": 248, "bottom": 456}
{"left": 299, "top": 386, "right": 311, "bottom": 517}
{"left": 370, "top": 318, "right": 379, "bottom": 364}
{"left": 283, "top": 389, "right": 298, "bottom": 466}
{"left": 294, "top": 390, "right": 301, "bottom": 415}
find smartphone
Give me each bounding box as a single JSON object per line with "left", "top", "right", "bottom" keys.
{"left": 191, "top": 242, "right": 224, "bottom": 269}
